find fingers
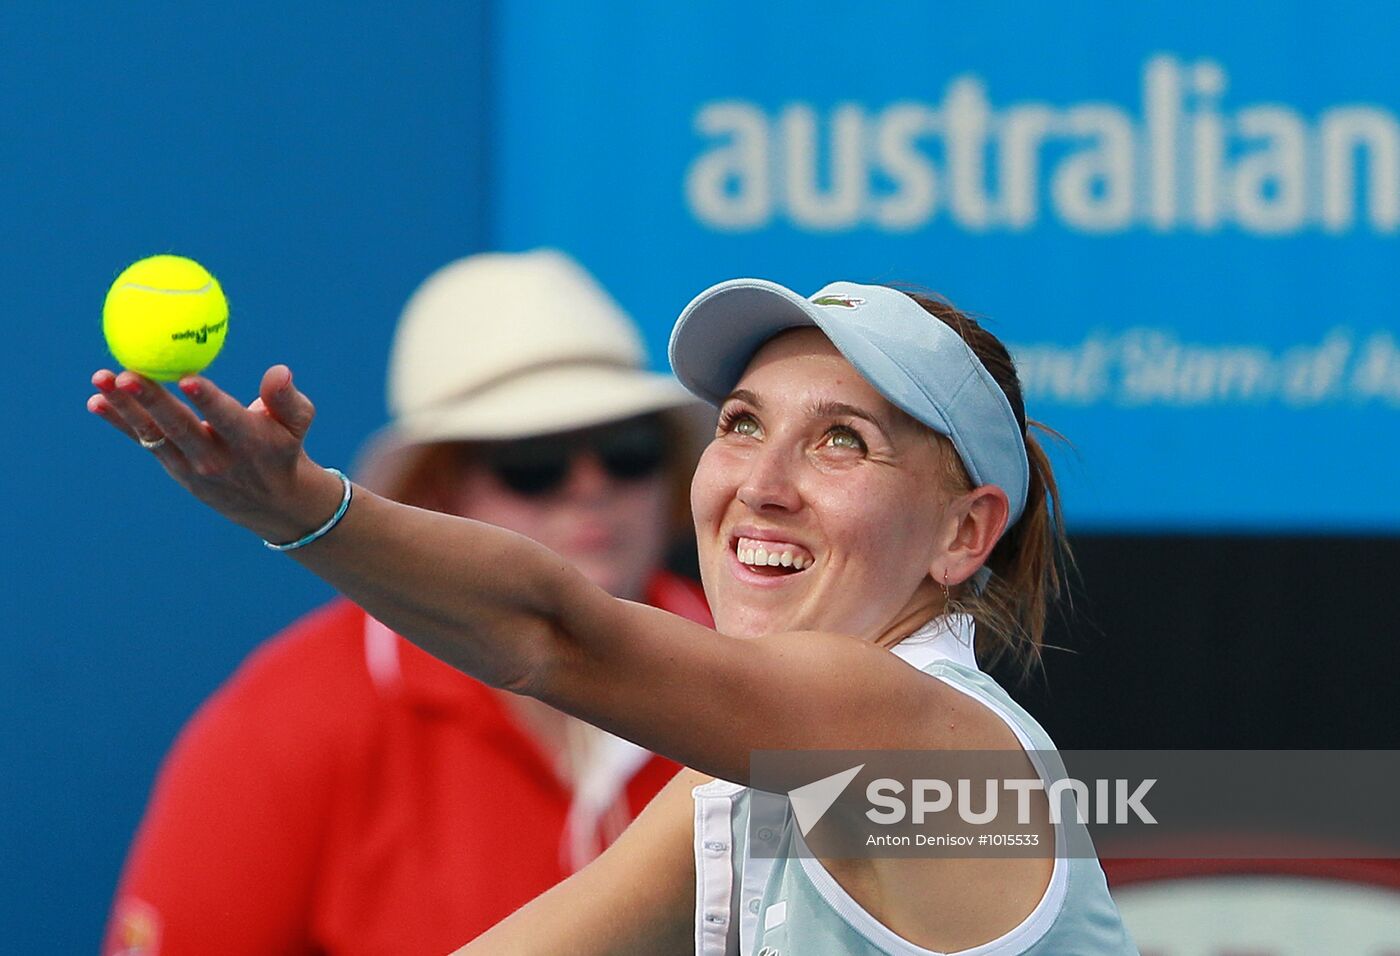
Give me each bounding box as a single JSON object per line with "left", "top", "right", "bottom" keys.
{"left": 90, "top": 365, "right": 314, "bottom": 472}
{"left": 177, "top": 374, "right": 259, "bottom": 445}
{"left": 258, "top": 365, "right": 316, "bottom": 440}
{"left": 179, "top": 366, "right": 314, "bottom": 449}
{"left": 87, "top": 391, "right": 139, "bottom": 441}
{"left": 93, "top": 370, "right": 164, "bottom": 443}
{"left": 88, "top": 373, "right": 190, "bottom": 468}
{"left": 113, "top": 371, "right": 215, "bottom": 460}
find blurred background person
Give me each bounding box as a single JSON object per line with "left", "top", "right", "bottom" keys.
{"left": 102, "top": 249, "right": 712, "bottom": 956}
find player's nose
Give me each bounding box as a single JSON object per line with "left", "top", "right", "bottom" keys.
{"left": 736, "top": 443, "right": 801, "bottom": 514}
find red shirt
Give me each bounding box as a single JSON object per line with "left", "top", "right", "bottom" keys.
{"left": 104, "top": 573, "right": 711, "bottom": 955}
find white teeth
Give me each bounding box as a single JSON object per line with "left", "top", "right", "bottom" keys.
{"left": 735, "top": 537, "right": 814, "bottom": 570}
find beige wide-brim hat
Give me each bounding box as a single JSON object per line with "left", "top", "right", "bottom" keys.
{"left": 354, "top": 249, "right": 700, "bottom": 498}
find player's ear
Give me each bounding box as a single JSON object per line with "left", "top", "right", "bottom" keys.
{"left": 935, "top": 485, "right": 1008, "bottom": 588}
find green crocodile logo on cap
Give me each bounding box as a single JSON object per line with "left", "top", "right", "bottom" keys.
{"left": 812, "top": 295, "right": 865, "bottom": 308}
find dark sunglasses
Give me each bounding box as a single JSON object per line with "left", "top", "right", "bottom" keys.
{"left": 479, "top": 416, "right": 669, "bottom": 497}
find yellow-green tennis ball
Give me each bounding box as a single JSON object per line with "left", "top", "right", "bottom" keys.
{"left": 103, "top": 254, "right": 229, "bottom": 381}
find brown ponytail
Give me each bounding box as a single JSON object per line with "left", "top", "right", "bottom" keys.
{"left": 905, "top": 292, "right": 1073, "bottom": 674}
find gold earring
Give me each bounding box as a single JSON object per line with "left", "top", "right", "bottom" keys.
{"left": 941, "top": 569, "right": 951, "bottom": 609}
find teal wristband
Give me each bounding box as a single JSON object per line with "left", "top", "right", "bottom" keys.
{"left": 263, "top": 468, "right": 353, "bottom": 552}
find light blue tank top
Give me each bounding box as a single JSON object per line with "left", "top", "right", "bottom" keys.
{"left": 691, "top": 615, "right": 1138, "bottom": 955}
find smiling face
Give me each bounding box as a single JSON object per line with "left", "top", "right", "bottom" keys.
{"left": 690, "top": 328, "right": 961, "bottom": 642}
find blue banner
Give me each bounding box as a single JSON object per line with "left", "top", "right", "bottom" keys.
{"left": 493, "top": 2, "right": 1400, "bottom": 530}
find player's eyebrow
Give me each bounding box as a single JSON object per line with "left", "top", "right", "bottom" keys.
{"left": 721, "top": 388, "right": 762, "bottom": 408}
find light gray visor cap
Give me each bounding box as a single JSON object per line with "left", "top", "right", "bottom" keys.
{"left": 668, "top": 279, "right": 1030, "bottom": 528}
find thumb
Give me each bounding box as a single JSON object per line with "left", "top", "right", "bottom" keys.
{"left": 260, "top": 365, "right": 316, "bottom": 439}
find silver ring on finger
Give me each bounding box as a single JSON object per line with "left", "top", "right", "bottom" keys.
{"left": 139, "top": 435, "right": 168, "bottom": 451}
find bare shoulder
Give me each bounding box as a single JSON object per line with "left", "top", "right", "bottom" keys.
{"left": 745, "top": 629, "right": 1026, "bottom": 753}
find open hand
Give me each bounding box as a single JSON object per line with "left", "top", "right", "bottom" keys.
{"left": 87, "top": 365, "right": 344, "bottom": 545}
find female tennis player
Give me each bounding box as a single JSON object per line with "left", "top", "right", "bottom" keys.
{"left": 89, "top": 278, "right": 1136, "bottom": 953}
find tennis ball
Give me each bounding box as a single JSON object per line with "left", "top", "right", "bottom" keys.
{"left": 103, "top": 254, "right": 229, "bottom": 381}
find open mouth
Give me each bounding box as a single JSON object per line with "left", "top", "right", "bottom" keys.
{"left": 732, "top": 535, "right": 815, "bottom": 577}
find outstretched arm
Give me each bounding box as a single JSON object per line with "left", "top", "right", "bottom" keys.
{"left": 89, "top": 367, "right": 1021, "bottom": 783}
{"left": 90, "top": 365, "right": 571, "bottom": 690}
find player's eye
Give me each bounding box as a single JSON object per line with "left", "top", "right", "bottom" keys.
{"left": 825, "top": 426, "right": 867, "bottom": 452}
{"left": 719, "top": 407, "right": 761, "bottom": 437}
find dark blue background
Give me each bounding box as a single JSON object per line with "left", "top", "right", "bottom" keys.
{"left": 3, "top": 5, "right": 489, "bottom": 950}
